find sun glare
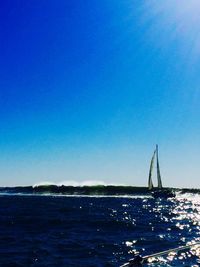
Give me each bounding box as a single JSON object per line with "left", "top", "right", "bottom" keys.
{"left": 141, "top": 0, "right": 200, "bottom": 60}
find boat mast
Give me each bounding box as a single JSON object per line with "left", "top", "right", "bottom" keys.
{"left": 156, "top": 145, "right": 163, "bottom": 189}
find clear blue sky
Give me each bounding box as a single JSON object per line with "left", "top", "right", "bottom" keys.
{"left": 0, "top": 0, "right": 200, "bottom": 187}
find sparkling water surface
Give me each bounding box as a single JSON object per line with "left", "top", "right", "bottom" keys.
{"left": 0, "top": 193, "right": 200, "bottom": 266}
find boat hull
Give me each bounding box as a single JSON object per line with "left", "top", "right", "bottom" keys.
{"left": 151, "top": 189, "right": 175, "bottom": 199}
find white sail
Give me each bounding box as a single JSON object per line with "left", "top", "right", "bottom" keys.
{"left": 148, "top": 145, "right": 163, "bottom": 190}
{"left": 148, "top": 150, "right": 156, "bottom": 190}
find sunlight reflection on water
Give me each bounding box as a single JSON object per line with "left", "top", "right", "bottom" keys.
{"left": 122, "top": 193, "right": 200, "bottom": 266}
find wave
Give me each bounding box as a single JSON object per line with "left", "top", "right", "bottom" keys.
{"left": 0, "top": 184, "right": 150, "bottom": 196}
{"left": 0, "top": 184, "right": 199, "bottom": 196}
{"left": 33, "top": 180, "right": 126, "bottom": 187}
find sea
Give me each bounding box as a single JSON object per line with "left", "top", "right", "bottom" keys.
{"left": 1, "top": 192, "right": 200, "bottom": 266}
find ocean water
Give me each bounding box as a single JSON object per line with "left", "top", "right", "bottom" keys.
{"left": 0, "top": 193, "right": 200, "bottom": 266}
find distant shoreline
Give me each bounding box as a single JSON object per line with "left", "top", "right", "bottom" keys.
{"left": 0, "top": 185, "right": 199, "bottom": 196}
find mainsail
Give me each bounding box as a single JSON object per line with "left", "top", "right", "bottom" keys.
{"left": 148, "top": 150, "right": 156, "bottom": 190}
{"left": 148, "top": 145, "right": 163, "bottom": 190}
{"left": 156, "top": 145, "right": 163, "bottom": 189}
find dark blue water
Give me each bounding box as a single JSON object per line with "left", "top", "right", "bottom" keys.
{"left": 0, "top": 194, "right": 200, "bottom": 266}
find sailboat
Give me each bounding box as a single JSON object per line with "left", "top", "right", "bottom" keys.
{"left": 148, "top": 145, "right": 175, "bottom": 198}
